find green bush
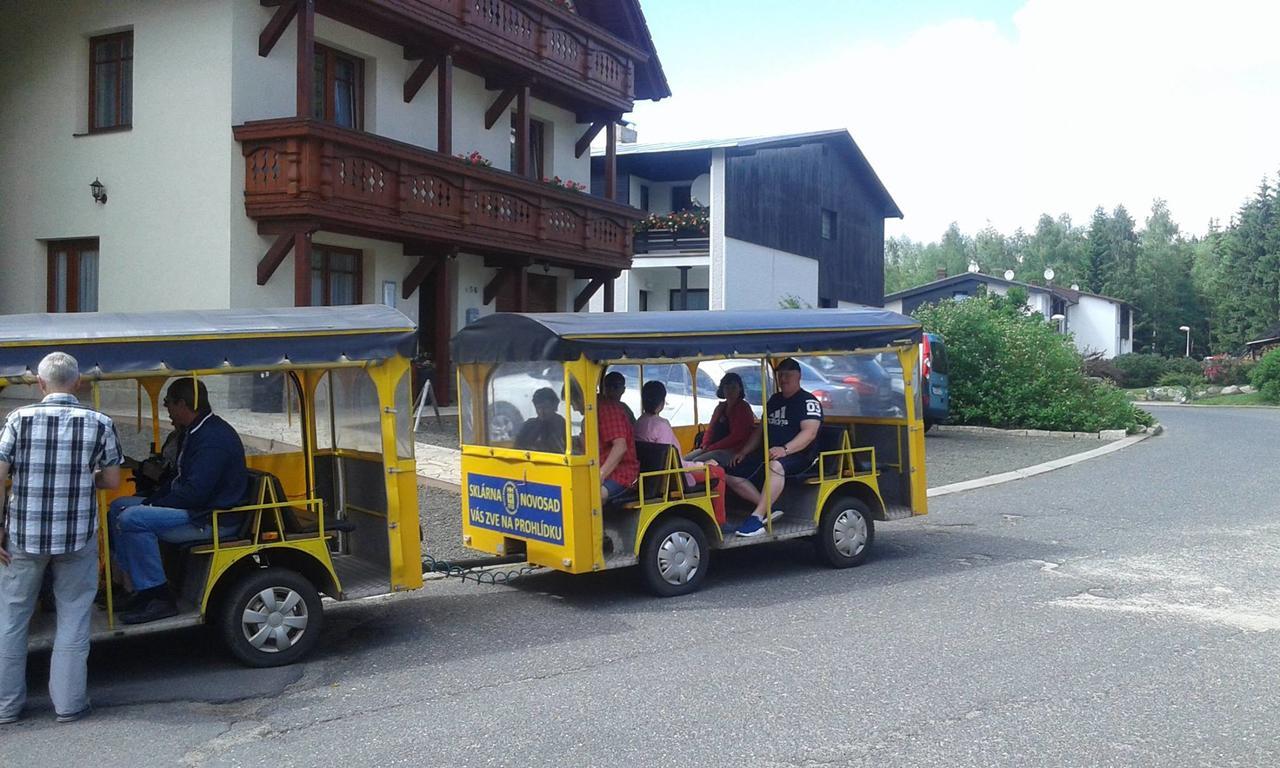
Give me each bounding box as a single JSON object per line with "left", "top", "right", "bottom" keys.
{"left": 914, "top": 294, "right": 1154, "bottom": 432}
{"left": 1250, "top": 348, "right": 1280, "bottom": 403}
{"left": 1083, "top": 354, "right": 1126, "bottom": 385}
{"left": 1112, "top": 354, "right": 1166, "bottom": 387}
{"left": 1156, "top": 372, "right": 1202, "bottom": 389}
{"left": 1162, "top": 356, "right": 1206, "bottom": 379}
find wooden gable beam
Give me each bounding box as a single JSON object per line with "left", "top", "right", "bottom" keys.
{"left": 575, "top": 121, "right": 607, "bottom": 159}
{"left": 259, "top": 0, "right": 298, "bottom": 58}
{"left": 257, "top": 232, "right": 297, "bottom": 285}
{"left": 573, "top": 278, "right": 604, "bottom": 311}
{"left": 484, "top": 87, "right": 519, "bottom": 130}
{"left": 402, "top": 257, "right": 441, "bottom": 300}
{"left": 403, "top": 58, "right": 437, "bottom": 103}
{"left": 482, "top": 267, "right": 519, "bottom": 306}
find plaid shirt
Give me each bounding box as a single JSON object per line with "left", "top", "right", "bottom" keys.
{"left": 0, "top": 393, "right": 123, "bottom": 555}
{"left": 597, "top": 399, "right": 638, "bottom": 487}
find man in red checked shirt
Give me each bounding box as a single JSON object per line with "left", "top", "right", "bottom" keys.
{"left": 598, "top": 372, "right": 638, "bottom": 502}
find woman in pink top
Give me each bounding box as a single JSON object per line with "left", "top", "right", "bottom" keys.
{"left": 634, "top": 380, "right": 726, "bottom": 522}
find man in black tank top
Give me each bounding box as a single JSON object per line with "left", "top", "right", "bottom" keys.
{"left": 724, "top": 358, "right": 823, "bottom": 537}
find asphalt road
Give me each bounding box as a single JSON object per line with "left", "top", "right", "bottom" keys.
{"left": 6, "top": 406, "right": 1280, "bottom": 767}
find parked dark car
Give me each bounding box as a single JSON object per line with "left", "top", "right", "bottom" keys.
{"left": 920, "top": 332, "right": 950, "bottom": 430}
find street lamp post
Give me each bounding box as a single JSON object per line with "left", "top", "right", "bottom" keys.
{"left": 1179, "top": 325, "right": 1191, "bottom": 358}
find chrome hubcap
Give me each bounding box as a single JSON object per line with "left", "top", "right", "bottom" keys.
{"left": 656, "top": 531, "right": 701, "bottom": 586}
{"left": 241, "top": 587, "right": 308, "bottom": 653}
{"left": 833, "top": 509, "right": 868, "bottom": 558}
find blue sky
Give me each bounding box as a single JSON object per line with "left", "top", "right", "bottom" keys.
{"left": 626, "top": 1, "right": 1280, "bottom": 245}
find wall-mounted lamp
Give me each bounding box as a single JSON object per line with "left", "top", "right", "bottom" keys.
{"left": 90, "top": 177, "right": 108, "bottom": 205}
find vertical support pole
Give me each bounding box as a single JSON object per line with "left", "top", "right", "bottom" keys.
{"left": 296, "top": 0, "right": 315, "bottom": 119}
{"left": 604, "top": 119, "right": 617, "bottom": 200}
{"left": 514, "top": 267, "right": 529, "bottom": 311}
{"left": 433, "top": 260, "right": 452, "bottom": 403}
{"left": 603, "top": 275, "right": 615, "bottom": 312}
{"left": 515, "top": 85, "right": 531, "bottom": 177}
{"left": 437, "top": 52, "right": 453, "bottom": 156}
{"left": 293, "top": 231, "right": 312, "bottom": 306}
{"left": 678, "top": 265, "right": 690, "bottom": 311}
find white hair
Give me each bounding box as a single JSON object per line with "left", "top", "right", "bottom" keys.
{"left": 38, "top": 351, "right": 80, "bottom": 389}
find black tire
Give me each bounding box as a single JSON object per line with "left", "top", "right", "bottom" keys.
{"left": 639, "top": 516, "right": 709, "bottom": 597}
{"left": 924, "top": 418, "right": 935, "bottom": 433}
{"left": 815, "top": 498, "right": 875, "bottom": 568}
{"left": 218, "top": 567, "right": 323, "bottom": 668}
{"left": 488, "top": 402, "right": 524, "bottom": 443}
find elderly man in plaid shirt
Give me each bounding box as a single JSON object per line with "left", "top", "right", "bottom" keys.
{"left": 0, "top": 352, "right": 123, "bottom": 725}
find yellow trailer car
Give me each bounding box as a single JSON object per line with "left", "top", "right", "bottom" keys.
{"left": 451, "top": 309, "right": 928, "bottom": 596}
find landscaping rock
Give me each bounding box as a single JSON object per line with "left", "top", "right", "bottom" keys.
{"left": 1240, "top": 385, "right": 1256, "bottom": 394}
{"left": 1147, "top": 386, "right": 1188, "bottom": 403}
{"left": 1221, "top": 385, "right": 1242, "bottom": 395}
{"left": 1099, "top": 429, "right": 1127, "bottom": 440}
{"left": 1206, "top": 385, "right": 1223, "bottom": 395}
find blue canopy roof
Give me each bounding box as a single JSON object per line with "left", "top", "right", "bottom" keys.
{"left": 0, "top": 306, "right": 416, "bottom": 380}
{"left": 452, "top": 309, "right": 921, "bottom": 363}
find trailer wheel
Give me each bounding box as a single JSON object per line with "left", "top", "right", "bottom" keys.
{"left": 640, "top": 516, "right": 709, "bottom": 597}
{"left": 815, "top": 498, "right": 875, "bottom": 568}
{"left": 219, "top": 567, "right": 323, "bottom": 667}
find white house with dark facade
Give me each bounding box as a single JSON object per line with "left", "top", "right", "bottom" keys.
{"left": 589, "top": 131, "right": 902, "bottom": 311}
{"left": 884, "top": 273, "right": 1135, "bottom": 358}
{"left": 0, "top": 0, "right": 669, "bottom": 402}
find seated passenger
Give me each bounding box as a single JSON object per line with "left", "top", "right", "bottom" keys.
{"left": 724, "top": 358, "right": 823, "bottom": 537}
{"left": 597, "top": 377, "right": 639, "bottom": 503}
{"left": 684, "top": 371, "right": 754, "bottom": 467}
{"left": 107, "top": 378, "right": 249, "bottom": 624}
{"left": 600, "top": 370, "right": 637, "bottom": 423}
{"left": 514, "top": 387, "right": 566, "bottom": 453}
{"left": 634, "top": 381, "right": 727, "bottom": 522}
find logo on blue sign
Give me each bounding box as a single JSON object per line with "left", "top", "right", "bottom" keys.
{"left": 467, "top": 473, "right": 564, "bottom": 545}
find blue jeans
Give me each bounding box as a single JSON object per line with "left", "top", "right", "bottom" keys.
{"left": 0, "top": 541, "right": 98, "bottom": 719}
{"left": 107, "top": 497, "right": 238, "bottom": 592}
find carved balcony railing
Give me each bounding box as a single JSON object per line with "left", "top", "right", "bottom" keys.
{"left": 235, "top": 118, "right": 637, "bottom": 268}
{"left": 358, "top": 0, "right": 642, "bottom": 110}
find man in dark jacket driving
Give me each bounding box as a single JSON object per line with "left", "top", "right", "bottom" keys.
{"left": 107, "top": 378, "right": 249, "bottom": 624}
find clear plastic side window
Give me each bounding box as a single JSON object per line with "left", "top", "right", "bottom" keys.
{"left": 798, "top": 354, "right": 906, "bottom": 419}
{"left": 568, "top": 374, "right": 586, "bottom": 456}
{"left": 696, "top": 359, "right": 767, "bottom": 418}
{"left": 640, "top": 363, "right": 696, "bottom": 427}
{"left": 192, "top": 373, "right": 306, "bottom": 456}
{"left": 393, "top": 369, "right": 414, "bottom": 460}
{"left": 458, "top": 374, "right": 477, "bottom": 445}
{"left": 484, "top": 362, "right": 568, "bottom": 452}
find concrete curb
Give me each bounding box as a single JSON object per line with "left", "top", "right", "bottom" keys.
{"left": 927, "top": 423, "right": 1162, "bottom": 499}
{"left": 1138, "top": 401, "right": 1280, "bottom": 409}
{"left": 932, "top": 424, "right": 1130, "bottom": 440}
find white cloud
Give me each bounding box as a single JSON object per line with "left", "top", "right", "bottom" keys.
{"left": 628, "top": 0, "right": 1280, "bottom": 240}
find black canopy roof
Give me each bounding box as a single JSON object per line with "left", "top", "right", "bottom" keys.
{"left": 452, "top": 309, "right": 921, "bottom": 363}
{"left": 0, "top": 306, "right": 416, "bottom": 380}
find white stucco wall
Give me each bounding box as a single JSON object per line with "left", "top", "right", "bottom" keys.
{"left": 1068, "top": 294, "right": 1121, "bottom": 358}
{"left": 0, "top": 0, "right": 597, "bottom": 318}
{"left": 721, "top": 238, "right": 818, "bottom": 310}
{"left": 0, "top": 0, "right": 236, "bottom": 314}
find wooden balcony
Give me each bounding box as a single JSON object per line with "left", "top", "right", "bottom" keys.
{"left": 235, "top": 118, "right": 638, "bottom": 269}
{"left": 319, "top": 0, "right": 644, "bottom": 113}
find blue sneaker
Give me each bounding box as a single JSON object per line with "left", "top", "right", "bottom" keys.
{"left": 736, "top": 516, "right": 766, "bottom": 537}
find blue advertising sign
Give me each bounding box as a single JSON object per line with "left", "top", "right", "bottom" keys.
{"left": 466, "top": 473, "right": 565, "bottom": 545}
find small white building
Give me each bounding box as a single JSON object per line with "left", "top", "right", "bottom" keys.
{"left": 884, "top": 273, "right": 1135, "bottom": 358}
{"left": 589, "top": 131, "right": 903, "bottom": 311}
